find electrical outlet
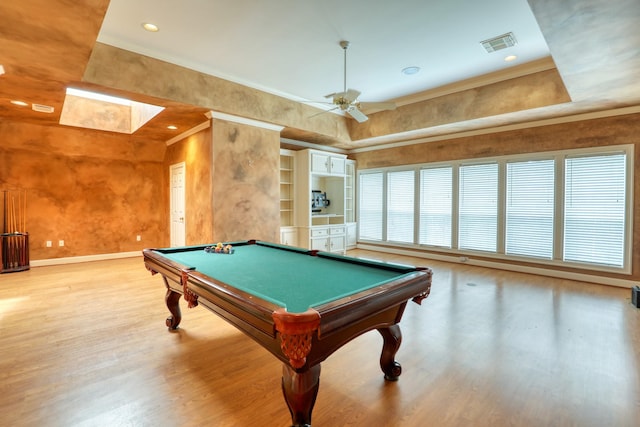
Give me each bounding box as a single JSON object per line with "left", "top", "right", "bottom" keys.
{"left": 59, "top": 240, "right": 64, "bottom": 247}
{"left": 46, "top": 240, "right": 52, "bottom": 247}
{"left": 136, "top": 235, "right": 141, "bottom": 241}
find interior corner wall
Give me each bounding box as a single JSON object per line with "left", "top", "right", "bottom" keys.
{"left": 164, "top": 126, "right": 214, "bottom": 245}
{"left": 0, "top": 121, "right": 167, "bottom": 260}
{"left": 210, "top": 118, "right": 280, "bottom": 243}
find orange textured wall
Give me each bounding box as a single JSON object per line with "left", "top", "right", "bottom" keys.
{"left": 164, "top": 125, "right": 215, "bottom": 245}
{"left": 0, "top": 121, "right": 167, "bottom": 260}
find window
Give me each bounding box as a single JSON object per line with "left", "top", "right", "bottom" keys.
{"left": 458, "top": 163, "right": 498, "bottom": 252}
{"left": 387, "top": 170, "right": 415, "bottom": 243}
{"left": 359, "top": 172, "right": 383, "bottom": 241}
{"left": 563, "top": 153, "right": 627, "bottom": 267}
{"left": 419, "top": 167, "right": 452, "bottom": 247}
{"left": 505, "top": 160, "right": 555, "bottom": 259}
{"left": 356, "top": 145, "right": 631, "bottom": 272}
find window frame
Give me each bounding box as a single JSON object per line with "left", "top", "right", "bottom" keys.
{"left": 356, "top": 144, "right": 634, "bottom": 274}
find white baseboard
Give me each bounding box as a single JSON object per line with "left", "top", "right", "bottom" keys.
{"left": 355, "top": 244, "right": 635, "bottom": 289}
{"left": 31, "top": 251, "right": 141, "bottom": 267}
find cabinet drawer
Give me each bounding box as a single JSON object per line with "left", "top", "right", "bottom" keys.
{"left": 330, "top": 226, "right": 345, "bottom": 235}
{"left": 311, "top": 228, "right": 329, "bottom": 237}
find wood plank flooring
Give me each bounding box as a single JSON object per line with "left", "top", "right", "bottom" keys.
{"left": 1, "top": 250, "right": 639, "bottom": 426}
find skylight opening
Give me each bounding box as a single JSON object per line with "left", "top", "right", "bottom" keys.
{"left": 66, "top": 88, "right": 131, "bottom": 106}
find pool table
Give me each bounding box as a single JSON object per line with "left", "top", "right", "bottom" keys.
{"left": 143, "top": 240, "right": 432, "bottom": 426}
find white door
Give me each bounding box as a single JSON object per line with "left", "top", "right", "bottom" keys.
{"left": 170, "top": 162, "right": 186, "bottom": 247}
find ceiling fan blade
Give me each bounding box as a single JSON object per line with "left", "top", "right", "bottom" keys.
{"left": 346, "top": 106, "right": 368, "bottom": 123}
{"left": 359, "top": 101, "right": 397, "bottom": 112}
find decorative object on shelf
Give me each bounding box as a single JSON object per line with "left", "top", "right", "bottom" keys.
{"left": 311, "top": 190, "right": 330, "bottom": 213}
{"left": 1, "top": 188, "right": 29, "bottom": 273}
{"left": 204, "top": 242, "right": 234, "bottom": 254}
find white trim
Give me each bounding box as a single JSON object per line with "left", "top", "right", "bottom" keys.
{"left": 349, "top": 105, "right": 640, "bottom": 154}
{"left": 166, "top": 120, "right": 211, "bottom": 145}
{"left": 31, "top": 251, "right": 140, "bottom": 267}
{"left": 280, "top": 137, "right": 347, "bottom": 154}
{"left": 209, "top": 111, "right": 284, "bottom": 132}
{"left": 356, "top": 243, "right": 635, "bottom": 289}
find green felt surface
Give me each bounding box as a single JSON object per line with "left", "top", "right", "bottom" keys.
{"left": 155, "top": 243, "right": 415, "bottom": 313}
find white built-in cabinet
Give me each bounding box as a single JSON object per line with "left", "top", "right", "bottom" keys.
{"left": 279, "top": 147, "right": 356, "bottom": 253}
{"left": 295, "top": 149, "right": 348, "bottom": 254}
{"left": 345, "top": 160, "right": 357, "bottom": 249}
{"left": 279, "top": 149, "right": 297, "bottom": 246}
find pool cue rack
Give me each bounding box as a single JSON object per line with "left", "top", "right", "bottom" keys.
{"left": 1, "top": 189, "right": 30, "bottom": 273}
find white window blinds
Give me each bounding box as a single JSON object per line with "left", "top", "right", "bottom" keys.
{"left": 563, "top": 153, "right": 627, "bottom": 267}
{"left": 459, "top": 163, "right": 498, "bottom": 252}
{"left": 387, "top": 170, "right": 415, "bottom": 243}
{"left": 419, "top": 167, "right": 452, "bottom": 247}
{"left": 506, "top": 160, "right": 555, "bottom": 259}
{"left": 359, "top": 172, "right": 384, "bottom": 241}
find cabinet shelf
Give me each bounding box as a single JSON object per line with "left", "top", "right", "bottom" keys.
{"left": 280, "top": 150, "right": 295, "bottom": 228}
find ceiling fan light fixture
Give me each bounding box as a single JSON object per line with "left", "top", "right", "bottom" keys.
{"left": 32, "top": 103, "right": 55, "bottom": 113}
{"left": 402, "top": 66, "right": 421, "bottom": 75}
{"left": 142, "top": 22, "right": 159, "bottom": 32}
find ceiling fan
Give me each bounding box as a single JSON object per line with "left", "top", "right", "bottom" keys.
{"left": 314, "top": 40, "right": 396, "bottom": 123}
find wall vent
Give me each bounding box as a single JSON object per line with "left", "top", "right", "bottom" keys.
{"left": 32, "top": 104, "right": 55, "bottom": 113}
{"left": 480, "top": 32, "right": 517, "bottom": 53}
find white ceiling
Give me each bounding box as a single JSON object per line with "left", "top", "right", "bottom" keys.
{"left": 97, "top": 0, "right": 551, "bottom": 106}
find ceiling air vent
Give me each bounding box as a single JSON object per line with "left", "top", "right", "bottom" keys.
{"left": 480, "top": 32, "right": 517, "bottom": 53}
{"left": 32, "top": 104, "right": 55, "bottom": 113}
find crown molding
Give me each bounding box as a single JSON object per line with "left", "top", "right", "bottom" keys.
{"left": 208, "top": 111, "right": 284, "bottom": 132}
{"left": 166, "top": 120, "right": 211, "bottom": 145}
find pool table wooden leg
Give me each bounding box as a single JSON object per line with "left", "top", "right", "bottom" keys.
{"left": 164, "top": 283, "right": 182, "bottom": 330}
{"left": 378, "top": 324, "right": 402, "bottom": 381}
{"left": 281, "top": 363, "right": 321, "bottom": 427}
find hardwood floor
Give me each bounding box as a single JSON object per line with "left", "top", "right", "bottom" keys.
{"left": 1, "top": 251, "right": 639, "bottom": 426}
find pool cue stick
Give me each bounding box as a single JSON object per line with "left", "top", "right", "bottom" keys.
{"left": 12, "top": 194, "right": 18, "bottom": 268}
{"left": 21, "top": 190, "right": 26, "bottom": 266}
{"left": 6, "top": 194, "right": 12, "bottom": 268}
{"left": 1, "top": 192, "right": 3, "bottom": 270}
{"left": 21, "top": 190, "right": 25, "bottom": 267}
{"left": 2, "top": 191, "right": 6, "bottom": 270}
{"left": 10, "top": 195, "right": 16, "bottom": 267}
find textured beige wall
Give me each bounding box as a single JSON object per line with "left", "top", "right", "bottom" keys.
{"left": 349, "top": 69, "right": 571, "bottom": 141}
{"left": 0, "top": 121, "right": 167, "bottom": 260}
{"left": 352, "top": 112, "right": 640, "bottom": 282}
{"left": 211, "top": 119, "right": 280, "bottom": 243}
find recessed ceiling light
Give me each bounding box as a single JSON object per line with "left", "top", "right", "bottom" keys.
{"left": 142, "top": 22, "right": 159, "bottom": 32}
{"left": 10, "top": 100, "right": 29, "bottom": 107}
{"left": 167, "top": 125, "right": 178, "bottom": 130}
{"left": 504, "top": 55, "right": 518, "bottom": 62}
{"left": 402, "top": 66, "right": 421, "bottom": 75}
